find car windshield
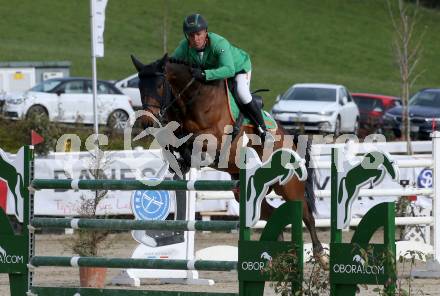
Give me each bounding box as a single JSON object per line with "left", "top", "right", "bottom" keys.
{"left": 282, "top": 87, "right": 336, "bottom": 102}
{"left": 409, "top": 91, "right": 440, "bottom": 107}
{"left": 30, "top": 79, "right": 63, "bottom": 92}
{"left": 353, "top": 97, "right": 383, "bottom": 111}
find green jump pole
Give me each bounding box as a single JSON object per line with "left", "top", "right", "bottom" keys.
{"left": 31, "top": 256, "right": 237, "bottom": 271}
{"left": 32, "top": 217, "right": 239, "bottom": 232}
{"left": 31, "top": 179, "right": 239, "bottom": 191}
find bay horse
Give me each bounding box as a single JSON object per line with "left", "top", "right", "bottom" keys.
{"left": 130, "top": 54, "right": 328, "bottom": 268}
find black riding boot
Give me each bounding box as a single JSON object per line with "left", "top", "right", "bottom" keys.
{"left": 243, "top": 100, "right": 273, "bottom": 143}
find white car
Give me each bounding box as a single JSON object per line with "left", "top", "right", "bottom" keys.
{"left": 2, "top": 78, "right": 135, "bottom": 129}
{"left": 271, "top": 83, "right": 359, "bottom": 135}
{"left": 114, "top": 73, "right": 142, "bottom": 109}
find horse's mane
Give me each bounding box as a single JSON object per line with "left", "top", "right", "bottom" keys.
{"left": 137, "top": 55, "right": 203, "bottom": 78}
{"left": 168, "top": 57, "right": 202, "bottom": 69}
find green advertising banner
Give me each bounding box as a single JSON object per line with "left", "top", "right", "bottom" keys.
{"left": 0, "top": 235, "right": 28, "bottom": 274}
{"left": 330, "top": 243, "right": 394, "bottom": 285}
{"left": 238, "top": 240, "right": 297, "bottom": 281}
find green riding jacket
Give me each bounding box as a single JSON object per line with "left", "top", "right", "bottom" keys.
{"left": 171, "top": 32, "right": 251, "bottom": 81}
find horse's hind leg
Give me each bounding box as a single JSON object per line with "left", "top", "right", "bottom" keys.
{"left": 302, "top": 207, "right": 330, "bottom": 270}
{"left": 274, "top": 181, "right": 329, "bottom": 270}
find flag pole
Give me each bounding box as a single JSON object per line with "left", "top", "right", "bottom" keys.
{"left": 90, "top": 0, "right": 99, "bottom": 139}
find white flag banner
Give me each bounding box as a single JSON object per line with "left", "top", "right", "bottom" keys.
{"left": 93, "top": 0, "right": 108, "bottom": 57}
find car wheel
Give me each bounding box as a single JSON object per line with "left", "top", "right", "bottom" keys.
{"left": 334, "top": 117, "right": 341, "bottom": 137}
{"left": 107, "top": 110, "right": 129, "bottom": 130}
{"left": 26, "top": 105, "right": 48, "bottom": 121}
{"left": 352, "top": 117, "right": 359, "bottom": 136}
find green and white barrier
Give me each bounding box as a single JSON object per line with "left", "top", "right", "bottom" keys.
{"left": 0, "top": 145, "right": 305, "bottom": 296}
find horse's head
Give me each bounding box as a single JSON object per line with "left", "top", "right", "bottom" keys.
{"left": 131, "top": 54, "right": 169, "bottom": 126}
{"left": 165, "top": 58, "right": 203, "bottom": 106}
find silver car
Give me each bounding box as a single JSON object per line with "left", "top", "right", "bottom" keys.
{"left": 271, "top": 83, "right": 360, "bottom": 136}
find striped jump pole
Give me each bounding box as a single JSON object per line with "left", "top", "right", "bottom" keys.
{"left": 31, "top": 179, "right": 239, "bottom": 191}
{"left": 31, "top": 218, "right": 239, "bottom": 232}
{"left": 30, "top": 256, "right": 237, "bottom": 271}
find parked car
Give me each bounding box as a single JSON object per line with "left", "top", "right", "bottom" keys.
{"left": 2, "top": 77, "right": 135, "bottom": 130}
{"left": 114, "top": 73, "right": 142, "bottom": 109}
{"left": 351, "top": 93, "right": 401, "bottom": 134}
{"left": 383, "top": 88, "right": 440, "bottom": 139}
{"left": 271, "top": 83, "right": 359, "bottom": 136}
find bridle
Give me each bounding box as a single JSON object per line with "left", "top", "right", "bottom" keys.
{"left": 141, "top": 70, "right": 197, "bottom": 121}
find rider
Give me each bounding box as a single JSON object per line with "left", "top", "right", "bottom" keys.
{"left": 171, "top": 13, "right": 271, "bottom": 142}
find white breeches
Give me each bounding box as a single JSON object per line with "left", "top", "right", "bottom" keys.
{"left": 235, "top": 71, "right": 252, "bottom": 104}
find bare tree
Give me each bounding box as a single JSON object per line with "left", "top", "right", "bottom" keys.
{"left": 387, "top": 0, "right": 425, "bottom": 154}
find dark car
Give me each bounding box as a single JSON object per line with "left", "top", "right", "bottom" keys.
{"left": 383, "top": 88, "right": 440, "bottom": 139}
{"left": 352, "top": 93, "right": 401, "bottom": 134}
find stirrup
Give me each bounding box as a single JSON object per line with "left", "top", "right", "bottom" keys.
{"left": 258, "top": 127, "right": 275, "bottom": 144}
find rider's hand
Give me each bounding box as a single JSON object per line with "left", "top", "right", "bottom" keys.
{"left": 191, "top": 68, "right": 206, "bottom": 82}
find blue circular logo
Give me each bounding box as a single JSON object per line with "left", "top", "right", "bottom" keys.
{"left": 417, "top": 168, "right": 433, "bottom": 188}
{"left": 131, "top": 190, "right": 171, "bottom": 220}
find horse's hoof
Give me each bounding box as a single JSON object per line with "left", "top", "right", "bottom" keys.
{"left": 318, "top": 253, "right": 330, "bottom": 270}
{"left": 314, "top": 250, "right": 330, "bottom": 270}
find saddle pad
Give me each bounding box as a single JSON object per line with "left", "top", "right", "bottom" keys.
{"left": 226, "top": 84, "right": 277, "bottom": 130}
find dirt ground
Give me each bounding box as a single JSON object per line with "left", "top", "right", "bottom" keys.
{"left": 1, "top": 229, "right": 439, "bottom": 296}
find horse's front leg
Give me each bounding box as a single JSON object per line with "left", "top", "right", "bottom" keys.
{"left": 175, "top": 141, "right": 193, "bottom": 175}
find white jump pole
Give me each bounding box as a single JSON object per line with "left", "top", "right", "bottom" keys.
{"left": 433, "top": 131, "right": 440, "bottom": 263}
{"left": 412, "top": 131, "right": 440, "bottom": 278}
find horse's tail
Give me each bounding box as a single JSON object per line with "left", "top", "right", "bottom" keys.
{"left": 304, "top": 136, "right": 317, "bottom": 214}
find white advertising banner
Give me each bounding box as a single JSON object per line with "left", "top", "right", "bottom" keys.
{"left": 34, "top": 149, "right": 167, "bottom": 216}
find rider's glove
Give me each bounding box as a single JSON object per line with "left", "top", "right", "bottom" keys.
{"left": 191, "top": 68, "right": 206, "bottom": 82}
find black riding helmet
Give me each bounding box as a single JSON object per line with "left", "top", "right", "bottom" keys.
{"left": 183, "top": 14, "right": 208, "bottom": 39}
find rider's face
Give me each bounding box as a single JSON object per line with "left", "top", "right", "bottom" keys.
{"left": 188, "top": 30, "right": 208, "bottom": 50}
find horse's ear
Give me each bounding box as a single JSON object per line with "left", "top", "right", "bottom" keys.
{"left": 130, "top": 55, "right": 145, "bottom": 72}
{"left": 158, "top": 53, "right": 169, "bottom": 68}
{"left": 155, "top": 53, "right": 169, "bottom": 72}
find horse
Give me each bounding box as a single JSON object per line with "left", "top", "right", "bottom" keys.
{"left": 130, "top": 54, "right": 329, "bottom": 268}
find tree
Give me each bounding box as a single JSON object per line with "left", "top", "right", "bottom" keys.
{"left": 388, "top": 0, "right": 425, "bottom": 154}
